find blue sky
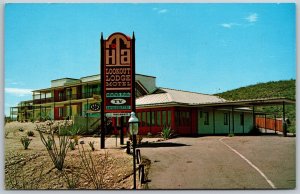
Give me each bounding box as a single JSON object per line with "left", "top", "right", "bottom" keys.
{"left": 4, "top": 3, "right": 296, "bottom": 116}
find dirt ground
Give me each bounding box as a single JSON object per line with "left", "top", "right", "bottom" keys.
{"left": 4, "top": 121, "right": 152, "bottom": 190}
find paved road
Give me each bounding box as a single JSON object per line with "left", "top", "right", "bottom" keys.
{"left": 139, "top": 136, "right": 296, "bottom": 189}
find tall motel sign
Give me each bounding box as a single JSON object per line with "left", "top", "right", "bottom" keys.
{"left": 100, "top": 32, "right": 136, "bottom": 149}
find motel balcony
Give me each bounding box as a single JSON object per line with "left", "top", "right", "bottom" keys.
{"left": 32, "top": 92, "right": 101, "bottom": 104}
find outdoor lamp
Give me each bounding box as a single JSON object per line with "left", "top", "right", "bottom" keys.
{"left": 128, "top": 112, "right": 139, "bottom": 135}
{"left": 128, "top": 112, "right": 139, "bottom": 189}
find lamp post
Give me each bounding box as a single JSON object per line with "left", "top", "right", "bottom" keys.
{"left": 128, "top": 112, "right": 139, "bottom": 189}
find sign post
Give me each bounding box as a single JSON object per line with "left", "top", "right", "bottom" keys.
{"left": 100, "top": 32, "right": 135, "bottom": 149}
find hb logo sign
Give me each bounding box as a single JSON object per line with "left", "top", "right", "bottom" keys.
{"left": 105, "top": 33, "right": 131, "bottom": 66}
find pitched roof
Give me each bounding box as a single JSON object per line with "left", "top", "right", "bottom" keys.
{"left": 136, "top": 87, "right": 226, "bottom": 107}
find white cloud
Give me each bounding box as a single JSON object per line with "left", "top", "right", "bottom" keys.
{"left": 158, "top": 9, "right": 168, "bottom": 14}
{"left": 220, "top": 23, "right": 239, "bottom": 28}
{"left": 153, "top": 8, "right": 168, "bottom": 14}
{"left": 245, "top": 13, "right": 258, "bottom": 23}
{"left": 5, "top": 88, "right": 33, "bottom": 97}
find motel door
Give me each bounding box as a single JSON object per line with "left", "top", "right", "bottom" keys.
{"left": 198, "top": 110, "right": 214, "bottom": 135}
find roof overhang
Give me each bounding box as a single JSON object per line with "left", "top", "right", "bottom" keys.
{"left": 136, "top": 97, "right": 295, "bottom": 109}
{"left": 191, "top": 98, "right": 295, "bottom": 108}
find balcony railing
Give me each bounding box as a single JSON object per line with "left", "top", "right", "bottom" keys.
{"left": 33, "top": 92, "right": 100, "bottom": 104}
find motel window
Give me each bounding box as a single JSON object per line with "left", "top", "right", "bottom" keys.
{"left": 58, "top": 91, "right": 64, "bottom": 101}
{"left": 224, "top": 113, "right": 228, "bottom": 125}
{"left": 162, "top": 111, "right": 167, "bottom": 126}
{"left": 59, "top": 107, "right": 64, "bottom": 117}
{"left": 186, "top": 112, "right": 190, "bottom": 126}
{"left": 142, "top": 112, "right": 147, "bottom": 126}
{"left": 180, "top": 112, "right": 185, "bottom": 126}
{"left": 157, "top": 111, "right": 161, "bottom": 127}
{"left": 204, "top": 112, "right": 209, "bottom": 125}
{"left": 240, "top": 113, "right": 244, "bottom": 126}
{"left": 151, "top": 112, "right": 156, "bottom": 126}
{"left": 123, "top": 116, "right": 128, "bottom": 125}
{"left": 168, "top": 111, "right": 171, "bottom": 126}
{"left": 147, "top": 112, "right": 151, "bottom": 126}
{"left": 175, "top": 111, "right": 179, "bottom": 126}
{"left": 137, "top": 112, "right": 142, "bottom": 126}
{"left": 175, "top": 111, "right": 190, "bottom": 127}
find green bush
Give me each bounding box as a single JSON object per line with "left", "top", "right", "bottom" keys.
{"left": 161, "top": 126, "right": 173, "bottom": 140}
{"left": 69, "top": 141, "right": 76, "bottom": 150}
{"left": 288, "top": 125, "right": 296, "bottom": 134}
{"left": 27, "top": 130, "right": 35, "bottom": 137}
{"left": 20, "top": 136, "right": 32, "bottom": 150}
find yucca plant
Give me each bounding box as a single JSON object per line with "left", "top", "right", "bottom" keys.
{"left": 161, "top": 126, "right": 173, "bottom": 140}
{"left": 20, "top": 136, "right": 32, "bottom": 150}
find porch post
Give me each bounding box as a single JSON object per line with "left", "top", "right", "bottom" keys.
{"left": 53, "top": 90, "right": 55, "bottom": 120}
{"left": 86, "top": 98, "right": 89, "bottom": 130}
{"left": 44, "top": 92, "right": 47, "bottom": 119}
{"left": 252, "top": 105, "right": 255, "bottom": 130}
{"left": 274, "top": 115, "right": 277, "bottom": 134}
{"left": 69, "top": 88, "right": 72, "bottom": 119}
{"left": 32, "top": 92, "right": 35, "bottom": 121}
{"left": 232, "top": 106, "right": 234, "bottom": 134}
{"left": 213, "top": 109, "right": 215, "bottom": 134}
{"left": 39, "top": 92, "right": 42, "bottom": 121}
{"left": 282, "top": 101, "right": 287, "bottom": 137}
{"left": 264, "top": 114, "right": 267, "bottom": 133}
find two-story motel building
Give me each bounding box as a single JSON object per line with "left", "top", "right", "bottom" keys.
{"left": 10, "top": 73, "right": 294, "bottom": 136}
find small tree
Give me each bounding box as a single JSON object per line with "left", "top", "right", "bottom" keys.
{"left": 37, "top": 120, "right": 71, "bottom": 171}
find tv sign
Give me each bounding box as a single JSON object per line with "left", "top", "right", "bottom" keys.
{"left": 101, "top": 32, "right": 134, "bottom": 113}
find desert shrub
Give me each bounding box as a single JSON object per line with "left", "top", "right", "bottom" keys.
{"left": 63, "top": 169, "right": 80, "bottom": 189}
{"left": 5, "top": 131, "right": 9, "bottom": 138}
{"left": 88, "top": 141, "right": 95, "bottom": 151}
{"left": 37, "top": 121, "right": 71, "bottom": 171}
{"left": 27, "top": 130, "right": 35, "bottom": 137}
{"left": 78, "top": 145, "right": 109, "bottom": 189}
{"left": 20, "top": 136, "right": 32, "bottom": 150}
{"left": 34, "top": 120, "right": 73, "bottom": 134}
{"left": 44, "top": 136, "right": 53, "bottom": 150}
{"left": 69, "top": 141, "right": 76, "bottom": 150}
{"left": 161, "top": 126, "right": 173, "bottom": 140}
